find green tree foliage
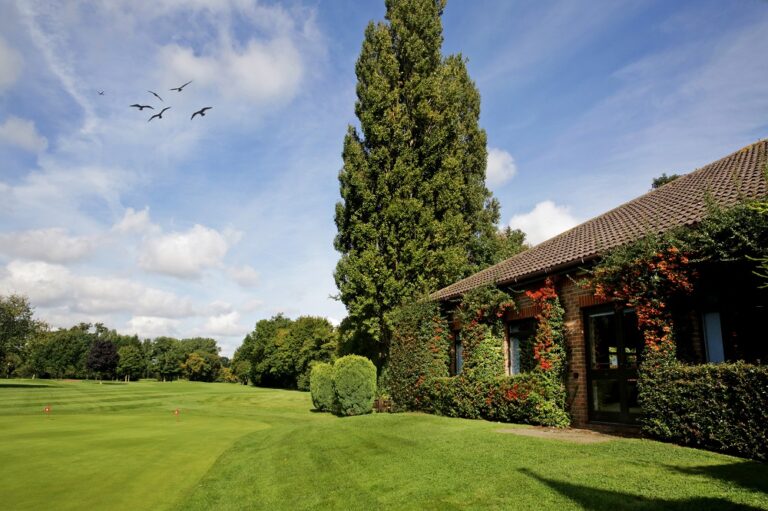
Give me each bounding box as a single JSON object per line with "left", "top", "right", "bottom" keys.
{"left": 0, "top": 295, "right": 45, "bottom": 377}
{"left": 117, "top": 345, "right": 146, "bottom": 381}
{"left": 87, "top": 339, "right": 118, "bottom": 380}
{"left": 290, "top": 317, "right": 338, "bottom": 390}
{"left": 651, "top": 173, "right": 682, "bottom": 189}
{"left": 242, "top": 314, "right": 337, "bottom": 390}
{"left": 332, "top": 355, "right": 377, "bottom": 416}
{"left": 386, "top": 301, "right": 450, "bottom": 410}
{"left": 182, "top": 351, "right": 222, "bottom": 382}
{"left": 309, "top": 362, "right": 335, "bottom": 411}
{"left": 334, "top": 0, "right": 521, "bottom": 366}
{"left": 0, "top": 301, "right": 230, "bottom": 382}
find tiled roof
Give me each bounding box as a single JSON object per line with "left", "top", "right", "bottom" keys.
{"left": 431, "top": 139, "right": 768, "bottom": 301}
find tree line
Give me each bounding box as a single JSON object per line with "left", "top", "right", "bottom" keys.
{"left": 233, "top": 314, "right": 337, "bottom": 391}
{"left": 0, "top": 294, "right": 237, "bottom": 382}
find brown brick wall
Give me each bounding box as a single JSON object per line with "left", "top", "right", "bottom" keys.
{"left": 501, "top": 276, "right": 593, "bottom": 426}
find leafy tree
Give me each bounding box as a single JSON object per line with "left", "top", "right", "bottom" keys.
{"left": 87, "top": 339, "right": 118, "bottom": 380}
{"left": 290, "top": 316, "right": 337, "bottom": 390}
{"left": 652, "top": 173, "right": 681, "bottom": 189}
{"left": 232, "top": 359, "right": 251, "bottom": 385}
{"left": 117, "top": 345, "right": 145, "bottom": 381}
{"left": 0, "top": 294, "right": 45, "bottom": 377}
{"left": 182, "top": 351, "right": 221, "bottom": 382}
{"left": 247, "top": 314, "right": 294, "bottom": 388}
{"left": 240, "top": 314, "right": 338, "bottom": 390}
{"left": 334, "top": 0, "right": 518, "bottom": 366}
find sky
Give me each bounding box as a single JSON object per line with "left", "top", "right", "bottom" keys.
{"left": 1, "top": 0, "right": 767, "bottom": 356}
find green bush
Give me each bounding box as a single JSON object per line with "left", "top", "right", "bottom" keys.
{"left": 309, "top": 362, "right": 335, "bottom": 412}
{"left": 640, "top": 361, "right": 768, "bottom": 460}
{"left": 332, "top": 355, "right": 377, "bottom": 416}
{"left": 387, "top": 302, "right": 450, "bottom": 411}
{"left": 462, "top": 331, "right": 504, "bottom": 382}
{"left": 419, "top": 374, "right": 570, "bottom": 427}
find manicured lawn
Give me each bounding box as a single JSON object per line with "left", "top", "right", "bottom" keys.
{"left": 0, "top": 380, "right": 766, "bottom": 510}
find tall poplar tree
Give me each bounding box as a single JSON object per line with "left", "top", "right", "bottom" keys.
{"left": 334, "top": 0, "right": 523, "bottom": 365}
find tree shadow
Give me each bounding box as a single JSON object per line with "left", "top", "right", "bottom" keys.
{"left": 519, "top": 468, "right": 764, "bottom": 511}
{"left": 666, "top": 462, "right": 768, "bottom": 495}
{"left": 0, "top": 383, "right": 53, "bottom": 388}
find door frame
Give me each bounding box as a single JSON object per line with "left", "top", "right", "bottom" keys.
{"left": 584, "top": 305, "right": 642, "bottom": 424}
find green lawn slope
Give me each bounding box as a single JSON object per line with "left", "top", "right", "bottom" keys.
{"left": 0, "top": 380, "right": 766, "bottom": 510}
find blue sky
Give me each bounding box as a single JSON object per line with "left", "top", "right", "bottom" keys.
{"left": 1, "top": 0, "right": 766, "bottom": 355}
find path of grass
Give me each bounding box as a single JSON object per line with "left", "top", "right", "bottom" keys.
{"left": 1, "top": 379, "right": 766, "bottom": 510}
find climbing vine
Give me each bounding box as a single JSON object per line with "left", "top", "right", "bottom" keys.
{"left": 589, "top": 235, "right": 695, "bottom": 365}
{"left": 525, "top": 278, "right": 566, "bottom": 374}
{"left": 455, "top": 285, "right": 515, "bottom": 380}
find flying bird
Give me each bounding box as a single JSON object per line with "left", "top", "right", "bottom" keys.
{"left": 130, "top": 104, "right": 154, "bottom": 111}
{"left": 170, "top": 80, "right": 193, "bottom": 92}
{"left": 148, "top": 107, "right": 171, "bottom": 122}
{"left": 191, "top": 107, "right": 212, "bottom": 120}
{"left": 97, "top": 90, "right": 105, "bottom": 95}
{"left": 148, "top": 90, "right": 163, "bottom": 102}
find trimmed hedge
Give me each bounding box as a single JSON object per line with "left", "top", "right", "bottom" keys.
{"left": 332, "top": 355, "right": 377, "bottom": 416}
{"left": 387, "top": 302, "right": 450, "bottom": 411}
{"left": 418, "top": 374, "right": 570, "bottom": 427}
{"left": 640, "top": 362, "right": 768, "bottom": 460}
{"left": 309, "top": 362, "right": 335, "bottom": 412}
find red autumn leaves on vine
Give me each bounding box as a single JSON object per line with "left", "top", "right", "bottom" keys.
{"left": 525, "top": 278, "right": 564, "bottom": 373}
{"left": 593, "top": 245, "right": 695, "bottom": 360}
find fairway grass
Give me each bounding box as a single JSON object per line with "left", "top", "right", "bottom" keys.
{"left": 1, "top": 380, "right": 766, "bottom": 510}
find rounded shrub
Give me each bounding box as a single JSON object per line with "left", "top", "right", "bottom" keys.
{"left": 332, "top": 355, "right": 377, "bottom": 416}
{"left": 309, "top": 362, "right": 334, "bottom": 412}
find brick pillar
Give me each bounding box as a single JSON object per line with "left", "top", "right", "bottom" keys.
{"left": 557, "top": 276, "right": 593, "bottom": 427}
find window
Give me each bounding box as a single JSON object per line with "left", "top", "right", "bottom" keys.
{"left": 455, "top": 332, "right": 463, "bottom": 375}
{"left": 508, "top": 320, "right": 535, "bottom": 376}
{"left": 702, "top": 312, "right": 725, "bottom": 363}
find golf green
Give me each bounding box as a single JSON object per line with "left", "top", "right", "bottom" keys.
{"left": 1, "top": 380, "right": 766, "bottom": 510}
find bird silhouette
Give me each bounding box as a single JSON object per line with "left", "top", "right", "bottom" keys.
{"left": 97, "top": 90, "right": 104, "bottom": 95}
{"left": 191, "top": 107, "right": 212, "bottom": 120}
{"left": 148, "top": 107, "right": 171, "bottom": 122}
{"left": 170, "top": 80, "right": 193, "bottom": 92}
{"left": 130, "top": 104, "right": 154, "bottom": 111}
{"left": 148, "top": 90, "right": 163, "bottom": 102}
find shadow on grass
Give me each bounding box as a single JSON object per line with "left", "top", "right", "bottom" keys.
{"left": 0, "top": 383, "right": 54, "bottom": 388}
{"left": 519, "top": 468, "right": 764, "bottom": 511}
{"left": 666, "top": 463, "right": 768, "bottom": 495}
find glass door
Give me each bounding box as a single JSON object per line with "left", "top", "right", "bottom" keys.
{"left": 585, "top": 306, "right": 643, "bottom": 424}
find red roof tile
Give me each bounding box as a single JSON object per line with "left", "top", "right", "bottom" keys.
{"left": 431, "top": 139, "right": 768, "bottom": 301}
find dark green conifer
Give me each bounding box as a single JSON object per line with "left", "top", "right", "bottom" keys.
{"left": 334, "top": 0, "right": 523, "bottom": 365}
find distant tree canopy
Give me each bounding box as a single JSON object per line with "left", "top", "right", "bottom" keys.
{"left": 0, "top": 295, "right": 232, "bottom": 383}
{"left": 0, "top": 294, "right": 45, "bottom": 377}
{"left": 237, "top": 314, "right": 337, "bottom": 390}
{"left": 87, "top": 340, "right": 119, "bottom": 379}
{"left": 652, "top": 173, "right": 682, "bottom": 189}
{"left": 334, "top": 0, "right": 524, "bottom": 366}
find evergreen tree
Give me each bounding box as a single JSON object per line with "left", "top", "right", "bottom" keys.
{"left": 334, "top": 0, "right": 519, "bottom": 365}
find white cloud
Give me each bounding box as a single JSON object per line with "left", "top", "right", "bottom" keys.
{"left": 240, "top": 298, "right": 264, "bottom": 313}
{"left": 127, "top": 316, "right": 180, "bottom": 339}
{"left": 0, "top": 228, "right": 96, "bottom": 262}
{"left": 0, "top": 260, "right": 71, "bottom": 306}
{"left": 507, "top": 201, "right": 580, "bottom": 245}
{"left": 113, "top": 207, "right": 153, "bottom": 233}
{"left": 158, "top": 37, "right": 303, "bottom": 105}
{"left": 0, "top": 117, "right": 48, "bottom": 153}
{"left": 0, "top": 36, "right": 22, "bottom": 91}
{"left": 202, "top": 311, "right": 247, "bottom": 337}
{"left": 139, "top": 224, "right": 241, "bottom": 279}
{"left": 228, "top": 264, "right": 260, "bottom": 287}
{"left": 486, "top": 147, "right": 517, "bottom": 187}
{"left": 0, "top": 259, "right": 196, "bottom": 318}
